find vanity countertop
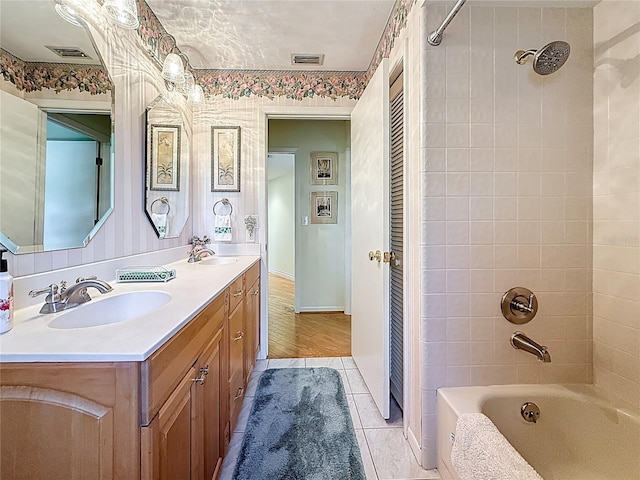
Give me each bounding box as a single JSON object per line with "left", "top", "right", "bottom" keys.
{"left": 0, "top": 255, "right": 260, "bottom": 363}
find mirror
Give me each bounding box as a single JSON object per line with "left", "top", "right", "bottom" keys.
{"left": 0, "top": 0, "right": 114, "bottom": 254}
{"left": 144, "top": 96, "right": 190, "bottom": 239}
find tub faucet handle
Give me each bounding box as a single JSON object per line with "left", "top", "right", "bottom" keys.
{"left": 513, "top": 293, "right": 535, "bottom": 313}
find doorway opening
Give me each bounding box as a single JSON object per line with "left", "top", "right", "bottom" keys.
{"left": 266, "top": 119, "right": 351, "bottom": 358}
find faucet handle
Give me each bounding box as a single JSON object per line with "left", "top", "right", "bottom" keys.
{"left": 29, "top": 284, "right": 62, "bottom": 303}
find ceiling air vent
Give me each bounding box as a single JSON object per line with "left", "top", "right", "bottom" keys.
{"left": 291, "top": 53, "right": 325, "bottom": 66}
{"left": 45, "top": 46, "right": 91, "bottom": 59}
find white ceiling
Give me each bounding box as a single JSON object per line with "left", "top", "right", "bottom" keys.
{"left": 0, "top": 1, "right": 100, "bottom": 65}
{"left": 145, "top": 0, "right": 396, "bottom": 71}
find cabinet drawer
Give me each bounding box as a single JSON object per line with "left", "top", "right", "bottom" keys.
{"left": 141, "top": 293, "right": 226, "bottom": 425}
{"left": 244, "top": 261, "right": 260, "bottom": 291}
{"left": 228, "top": 276, "right": 244, "bottom": 313}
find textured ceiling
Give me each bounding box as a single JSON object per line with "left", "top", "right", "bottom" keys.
{"left": 145, "top": 0, "right": 396, "bottom": 71}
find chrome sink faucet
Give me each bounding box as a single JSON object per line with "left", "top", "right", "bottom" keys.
{"left": 29, "top": 276, "right": 113, "bottom": 314}
{"left": 188, "top": 248, "right": 216, "bottom": 263}
{"left": 510, "top": 331, "right": 551, "bottom": 362}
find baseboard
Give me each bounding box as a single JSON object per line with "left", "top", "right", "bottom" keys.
{"left": 407, "top": 426, "right": 422, "bottom": 466}
{"left": 297, "top": 306, "right": 344, "bottom": 313}
{"left": 268, "top": 269, "right": 294, "bottom": 281}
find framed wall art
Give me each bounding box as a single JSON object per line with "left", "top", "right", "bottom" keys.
{"left": 310, "top": 191, "right": 338, "bottom": 224}
{"left": 149, "top": 124, "right": 181, "bottom": 191}
{"left": 211, "top": 126, "right": 241, "bottom": 192}
{"left": 310, "top": 151, "right": 338, "bottom": 185}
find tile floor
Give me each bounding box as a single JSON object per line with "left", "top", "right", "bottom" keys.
{"left": 219, "top": 357, "right": 441, "bottom": 480}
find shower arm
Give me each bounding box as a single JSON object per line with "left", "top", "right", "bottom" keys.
{"left": 515, "top": 49, "right": 537, "bottom": 65}
{"left": 427, "top": 0, "right": 467, "bottom": 46}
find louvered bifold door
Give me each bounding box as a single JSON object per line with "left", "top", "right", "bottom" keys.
{"left": 389, "top": 72, "right": 404, "bottom": 409}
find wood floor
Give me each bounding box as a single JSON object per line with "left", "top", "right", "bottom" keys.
{"left": 268, "top": 274, "right": 351, "bottom": 358}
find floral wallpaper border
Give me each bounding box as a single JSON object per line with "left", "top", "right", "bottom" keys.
{"left": 0, "top": 48, "right": 112, "bottom": 95}
{"left": 367, "top": 0, "right": 416, "bottom": 80}
{"left": 1, "top": 0, "right": 415, "bottom": 99}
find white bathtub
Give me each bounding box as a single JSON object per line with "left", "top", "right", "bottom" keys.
{"left": 437, "top": 384, "right": 640, "bottom": 480}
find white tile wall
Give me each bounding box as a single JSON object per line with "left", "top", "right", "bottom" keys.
{"left": 593, "top": 0, "right": 640, "bottom": 409}
{"left": 421, "top": 4, "right": 594, "bottom": 468}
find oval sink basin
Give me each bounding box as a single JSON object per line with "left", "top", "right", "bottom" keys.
{"left": 48, "top": 291, "right": 171, "bottom": 329}
{"left": 199, "top": 256, "right": 238, "bottom": 266}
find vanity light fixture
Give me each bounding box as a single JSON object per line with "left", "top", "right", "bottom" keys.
{"left": 189, "top": 83, "right": 205, "bottom": 105}
{"left": 54, "top": 0, "right": 84, "bottom": 27}
{"left": 156, "top": 33, "right": 204, "bottom": 105}
{"left": 102, "top": 0, "right": 139, "bottom": 30}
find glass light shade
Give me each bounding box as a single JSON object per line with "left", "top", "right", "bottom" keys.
{"left": 162, "top": 53, "right": 185, "bottom": 84}
{"left": 189, "top": 84, "right": 204, "bottom": 105}
{"left": 102, "top": 0, "right": 139, "bottom": 30}
{"left": 179, "top": 71, "right": 195, "bottom": 95}
{"left": 54, "top": 2, "right": 83, "bottom": 27}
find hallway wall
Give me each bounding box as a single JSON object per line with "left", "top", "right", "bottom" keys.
{"left": 420, "top": 4, "right": 594, "bottom": 467}
{"left": 267, "top": 155, "right": 295, "bottom": 280}
{"left": 269, "top": 120, "right": 350, "bottom": 312}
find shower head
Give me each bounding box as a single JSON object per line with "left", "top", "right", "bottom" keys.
{"left": 515, "top": 41, "right": 570, "bottom": 75}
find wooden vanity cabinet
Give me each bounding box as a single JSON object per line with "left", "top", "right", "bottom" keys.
{"left": 0, "top": 260, "right": 261, "bottom": 480}
{"left": 244, "top": 263, "right": 260, "bottom": 384}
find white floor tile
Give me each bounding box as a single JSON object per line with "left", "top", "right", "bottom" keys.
{"left": 342, "top": 356, "right": 358, "bottom": 369}
{"left": 218, "top": 431, "right": 244, "bottom": 480}
{"left": 339, "top": 370, "right": 352, "bottom": 394}
{"left": 346, "top": 368, "right": 371, "bottom": 394}
{"left": 267, "top": 358, "right": 306, "bottom": 368}
{"left": 364, "top": 428, "right": 438, "bottom": 480}
{"left": 356, "top": 429, "right": 379, "bottom": 480}
{"left": 305, "top": 356, "right": 344, "bottom": 369}
{"left": 353, "top": 394, "right": 402, "bottom": 429}
{"left": 347, "top": 394, "right": 363, "bottom": 430}
{"left": 253, "top": 359, "right": 268, "bottom": 372}
{"left": 233, "top": 396, "right": 254, "bottom": 433}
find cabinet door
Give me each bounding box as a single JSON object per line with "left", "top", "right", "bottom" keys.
{"left": 0, "top": 362, "right": 139, "bottom": 480}
{"left": 228, "top": 301, "right": 245, "bottom": 430}
{"left": 150, "top": 366, "right": 197, "bottom": 480}
{"left": 197, "top": 327, "right": 224, "bottom": 480}
{"left": 244, "top": 277, "right": 260, "bottom": 383}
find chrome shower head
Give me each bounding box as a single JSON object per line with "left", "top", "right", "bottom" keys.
{"left": 515, "top": 41, "right": 570, "bottom": 75}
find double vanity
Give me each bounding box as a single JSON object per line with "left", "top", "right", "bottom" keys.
{"left": 0, "top": 254, "right": 261, "bottom": 479}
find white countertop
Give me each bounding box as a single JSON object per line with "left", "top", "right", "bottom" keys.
{"left": 0, "top": 255, "right": 260, "bottom": 363}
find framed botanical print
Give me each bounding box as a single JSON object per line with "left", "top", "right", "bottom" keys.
{"left": 149, "top": 124, "right": 181, "bottom": 191}
{"left": 310, "top": 151, "right": 338, "bottom": 185}
{"left": 211, "top": 126, "right": 241, "bottom": 192}
{"left": 310, "top": 191, "right": 338, "bottom": 224}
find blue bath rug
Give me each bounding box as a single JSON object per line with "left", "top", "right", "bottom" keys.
{"left": 232, "top": 367, "right": 366, "bottom": 480}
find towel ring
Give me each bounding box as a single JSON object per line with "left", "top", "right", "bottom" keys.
{"left": 213, "top": 198, "right": 233, "bottom": 216}
{"left": 151, "top": 197, "right": 170, "bottom": 214}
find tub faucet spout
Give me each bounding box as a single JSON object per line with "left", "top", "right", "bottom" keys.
{"left": 510, "top": 331, "right": 551, "bottom": 362}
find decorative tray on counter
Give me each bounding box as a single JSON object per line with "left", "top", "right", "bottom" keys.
{"left": 116, "top": 266, "right": 176, "bottom": 283}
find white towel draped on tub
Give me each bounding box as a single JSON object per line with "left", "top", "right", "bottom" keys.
{"left": 451, "top": 413, "right": 543, "bottom": 480}
{"left": 151, "top": 213, "right": 168, "bottom": 239}
{"left": 213, "top": 214, "right": 232, "bottom": 242}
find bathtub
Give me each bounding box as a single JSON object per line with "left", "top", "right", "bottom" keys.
{"left": 437, "top": 384, "right": 640, "bottom": 480}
